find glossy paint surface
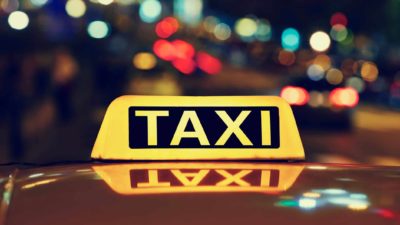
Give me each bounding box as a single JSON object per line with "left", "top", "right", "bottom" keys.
{"left": 1, "top": 162, "right": 400, "bottom": 225}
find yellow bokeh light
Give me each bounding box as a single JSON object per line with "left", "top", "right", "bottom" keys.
{"left": 360, "top": 61, "right": 378, "bottom": 82}
{"left": 133, "top": 52, "right": 157, "bottom": 70}
{"left": 326, "top": 68, "right": 343, "bottom": 85}
{"left": 234, "top": 18, "right": 257, "bottom": 37}
{"left": 65, "top": 0, "right": 86, "bottom": 18}
{"left": 309, "top": 31, "right": 331, "bottom": 52}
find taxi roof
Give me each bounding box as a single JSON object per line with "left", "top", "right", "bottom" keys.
{"left": 1, "top": 162, "right": 400, "bottom": 225}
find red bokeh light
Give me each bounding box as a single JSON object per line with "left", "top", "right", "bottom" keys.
{"left": 153, "top": 39, "right": 175, "bottom": 61}
{"left": 196, "top": 51, "right": 222, "bottom": 75}
{"left": 280, "top": 86, "right": 309, "bottom": 106}
{"left": 155, "top": 17, "right": 179, "bottom": 38}
{"left": 172, "top": 58, "right": 196, "bottom": 75}
{"left": 330, "top": 12, "right": 348, "bottom": 27}
{"left": 376, "top": 209, "right": 395, "bottom": 219}
{"left": 172, "top": 39, "right": 195, "bottom": 59}
{"left": 329, "top": 87, "right": 359, "bottom": 107}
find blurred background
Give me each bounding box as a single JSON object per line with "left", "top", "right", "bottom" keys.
{"left": 0, "top": 0, "right": 400, "bottom": 165}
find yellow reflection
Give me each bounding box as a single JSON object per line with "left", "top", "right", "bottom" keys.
{"left": 22, "top": 178, "right": 57, "bottom": 190}
{"left": 303, "top": 192, "right": 321, "bottom": 198}
{"left": 348, "top": 202, "right": 368, "bottom": 210}
{"left": 93, "top": 163, "right": 304, "bottom": 195}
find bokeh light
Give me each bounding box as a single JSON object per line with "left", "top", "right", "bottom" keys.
{"left": 87, "top": 21, "right": 110, "bottom": 39}
{"left": 281, "top": 28, "right": 300, "bottom": 52}
{"left": 309, "top": 31, "right": 331, "bottom": 52}
{"left": 330, "top": 87, "right": 359, "bottom": 107}
{"left": 65, "top": 0, "right": 86, "bottom": 18}
{"left": 307, "top": 64, "right": 324, "bottom": 81}
{"left": 234, "top": 17, "right": 257, "bottom": 38}
{"left": 308, "top": 91, "right": 324, "bottom": 107}
{"left": 255, "top": 19, "right": 272, "bottom": 41}
{"left": 155, "top": 17, "right": 179, "bottom": 38}
{"left": 132, "top": 52, "right": 157, "bottom": 70}
{"left": 313, "top": 54, "right": 331, "bottom": 71}
{"left": 346, "top": 77, "right": 365, "bottom": 93}
{"left": 330, "top": 12, "right": 348, "bottom": 26}
{"left": 213, "top": 23, "right": 231, "bottom": 41}
{"left": 153, "top": 39, "right": 175, "bottom": 61}
{"left": 30, "top": 0, "right": 48, "bottom": 7}
{"left": 98, "top": 0, "right": 113, "bottom": 5}
{"left": 360, "top": 61, "right": 379, "bottom": 82}
{"left": 8, "top": 11, "right": 29, "bottom": 30}
{"left": 203, "top": 16, "right": 220, "bottom": 33}
{"left": 172, "top": 58, "right": 196, "bottom": 75}
{"left": 326, "top": 68, "right": 343, "bottom": 85}
{"left": 278, "top": 50, "right": 296, "bottom": 66}
{"left": 330, "top": 24, "right": 348, "bottom": 42}
{"left": 139, "top": 0, "right": 162, "bottom": 23}
{"left": 281, "top": 86, "right": 309, "bottom": 105}
{"left": 171, "top": 39, "right": 195, "bottom": 59}
{"left": 196, "top": 51, "right": 222, "bottom": 75}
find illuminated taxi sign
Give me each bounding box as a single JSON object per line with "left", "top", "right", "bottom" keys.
{"left": 91, "top": 96, "right": 304, "bottom": 160}
{"left": 93, "top": 163, "right": 304, "bottom": 195}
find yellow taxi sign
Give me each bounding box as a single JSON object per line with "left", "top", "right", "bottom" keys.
{"left": 91, "top": 96, "right": 304, "bottom": 160}
{"left": 93, "top": 163, "right": 304, "bottom": 195}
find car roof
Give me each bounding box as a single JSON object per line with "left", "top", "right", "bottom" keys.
{"left": 1, "top": 162, "right": 399, "bottom": 225}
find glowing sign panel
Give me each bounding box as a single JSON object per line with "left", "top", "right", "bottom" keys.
{"left": 93, "top": 163, "right": 304, "bottom": 194}
{"left": 91, "top": 96, "right": 304, "bottom": 160}
{"left": 129, "top": 107, "right": 279, "bottom": 148}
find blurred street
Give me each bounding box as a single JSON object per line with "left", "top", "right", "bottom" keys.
{"left": 303, "top": 105, "right": 400, "bottom": 165}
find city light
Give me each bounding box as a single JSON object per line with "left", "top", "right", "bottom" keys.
{"left": 155, "top": 17, "right": 179, "bottom": 38}
{"left": 153, "top": 39, "right": 175, "bottom": 61}
{"left": 235, "top": 17, "right": 257, "bottom": 38}
{"left": 307, "top": 64, "right": 325, "bottom": 81}
{"left": 280, "top": 86, "right": 309, "bottom": 106}
{"left": 174, "top": 0, "right": 203, "bottom": 25}
{"left": 330, "top": 87, "right": 359, "bottom": 107}
{"left": 346, "top": 77, "right": 365, "bottom": 92}
{"left": 255, "top": 19, "right": 272, "bottom": 41}
{"left": 326, "top": 68, "right": 343, "bottom": 85}
{"left": 278, "top": 50, "right": 296, "bottom": 66}
{"left": 98, "top": 0, "right": 113, "bottom": 5}
{"left": 196, "top": 51, "right": 222, "bottom": 75}
{"left": 172, "top": 39, "right": 195, "bottom": 59}
{"left": 330, "top": 24, "right": 348, "bottom": 42}
{"left": 139, "top": 0, "right": 162, "bottom": 23}
{"left": 172, "top": 58, "right": 196, "bottom": 74}
{"left": 213, "top": 23, "right": 231, "bottom": 41}
{"left": 65, "top": 0, "right": 86, "bottom": 18}
{"left": 360, "top": 61, "right": 379, "bottom": 82}
{"left": 30, "top": 0, "right": 48, "bottom": 7}
{"left": 132, "top": 52, "right": 157, "bottom": 70}
{"left": 281, "top": 28, "right": 300, "bottom": 52}
{"left": 87, "top": 21, "right": 110, "bottom": 39}
{"left": 309, "top": 31, "right": 331, "bottom": 52}
{"left": 8, "top": 11, "right": 29, "bottom": 30}
{"left": 330, "top": 12, "right": 348, "bottom": 26}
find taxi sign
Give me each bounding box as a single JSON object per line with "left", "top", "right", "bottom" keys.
{"left": 91, "top": 96, "right": 304, "bottom": 160}
{"left": 93, "top": 163, "right": 304, "bottom": 194}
